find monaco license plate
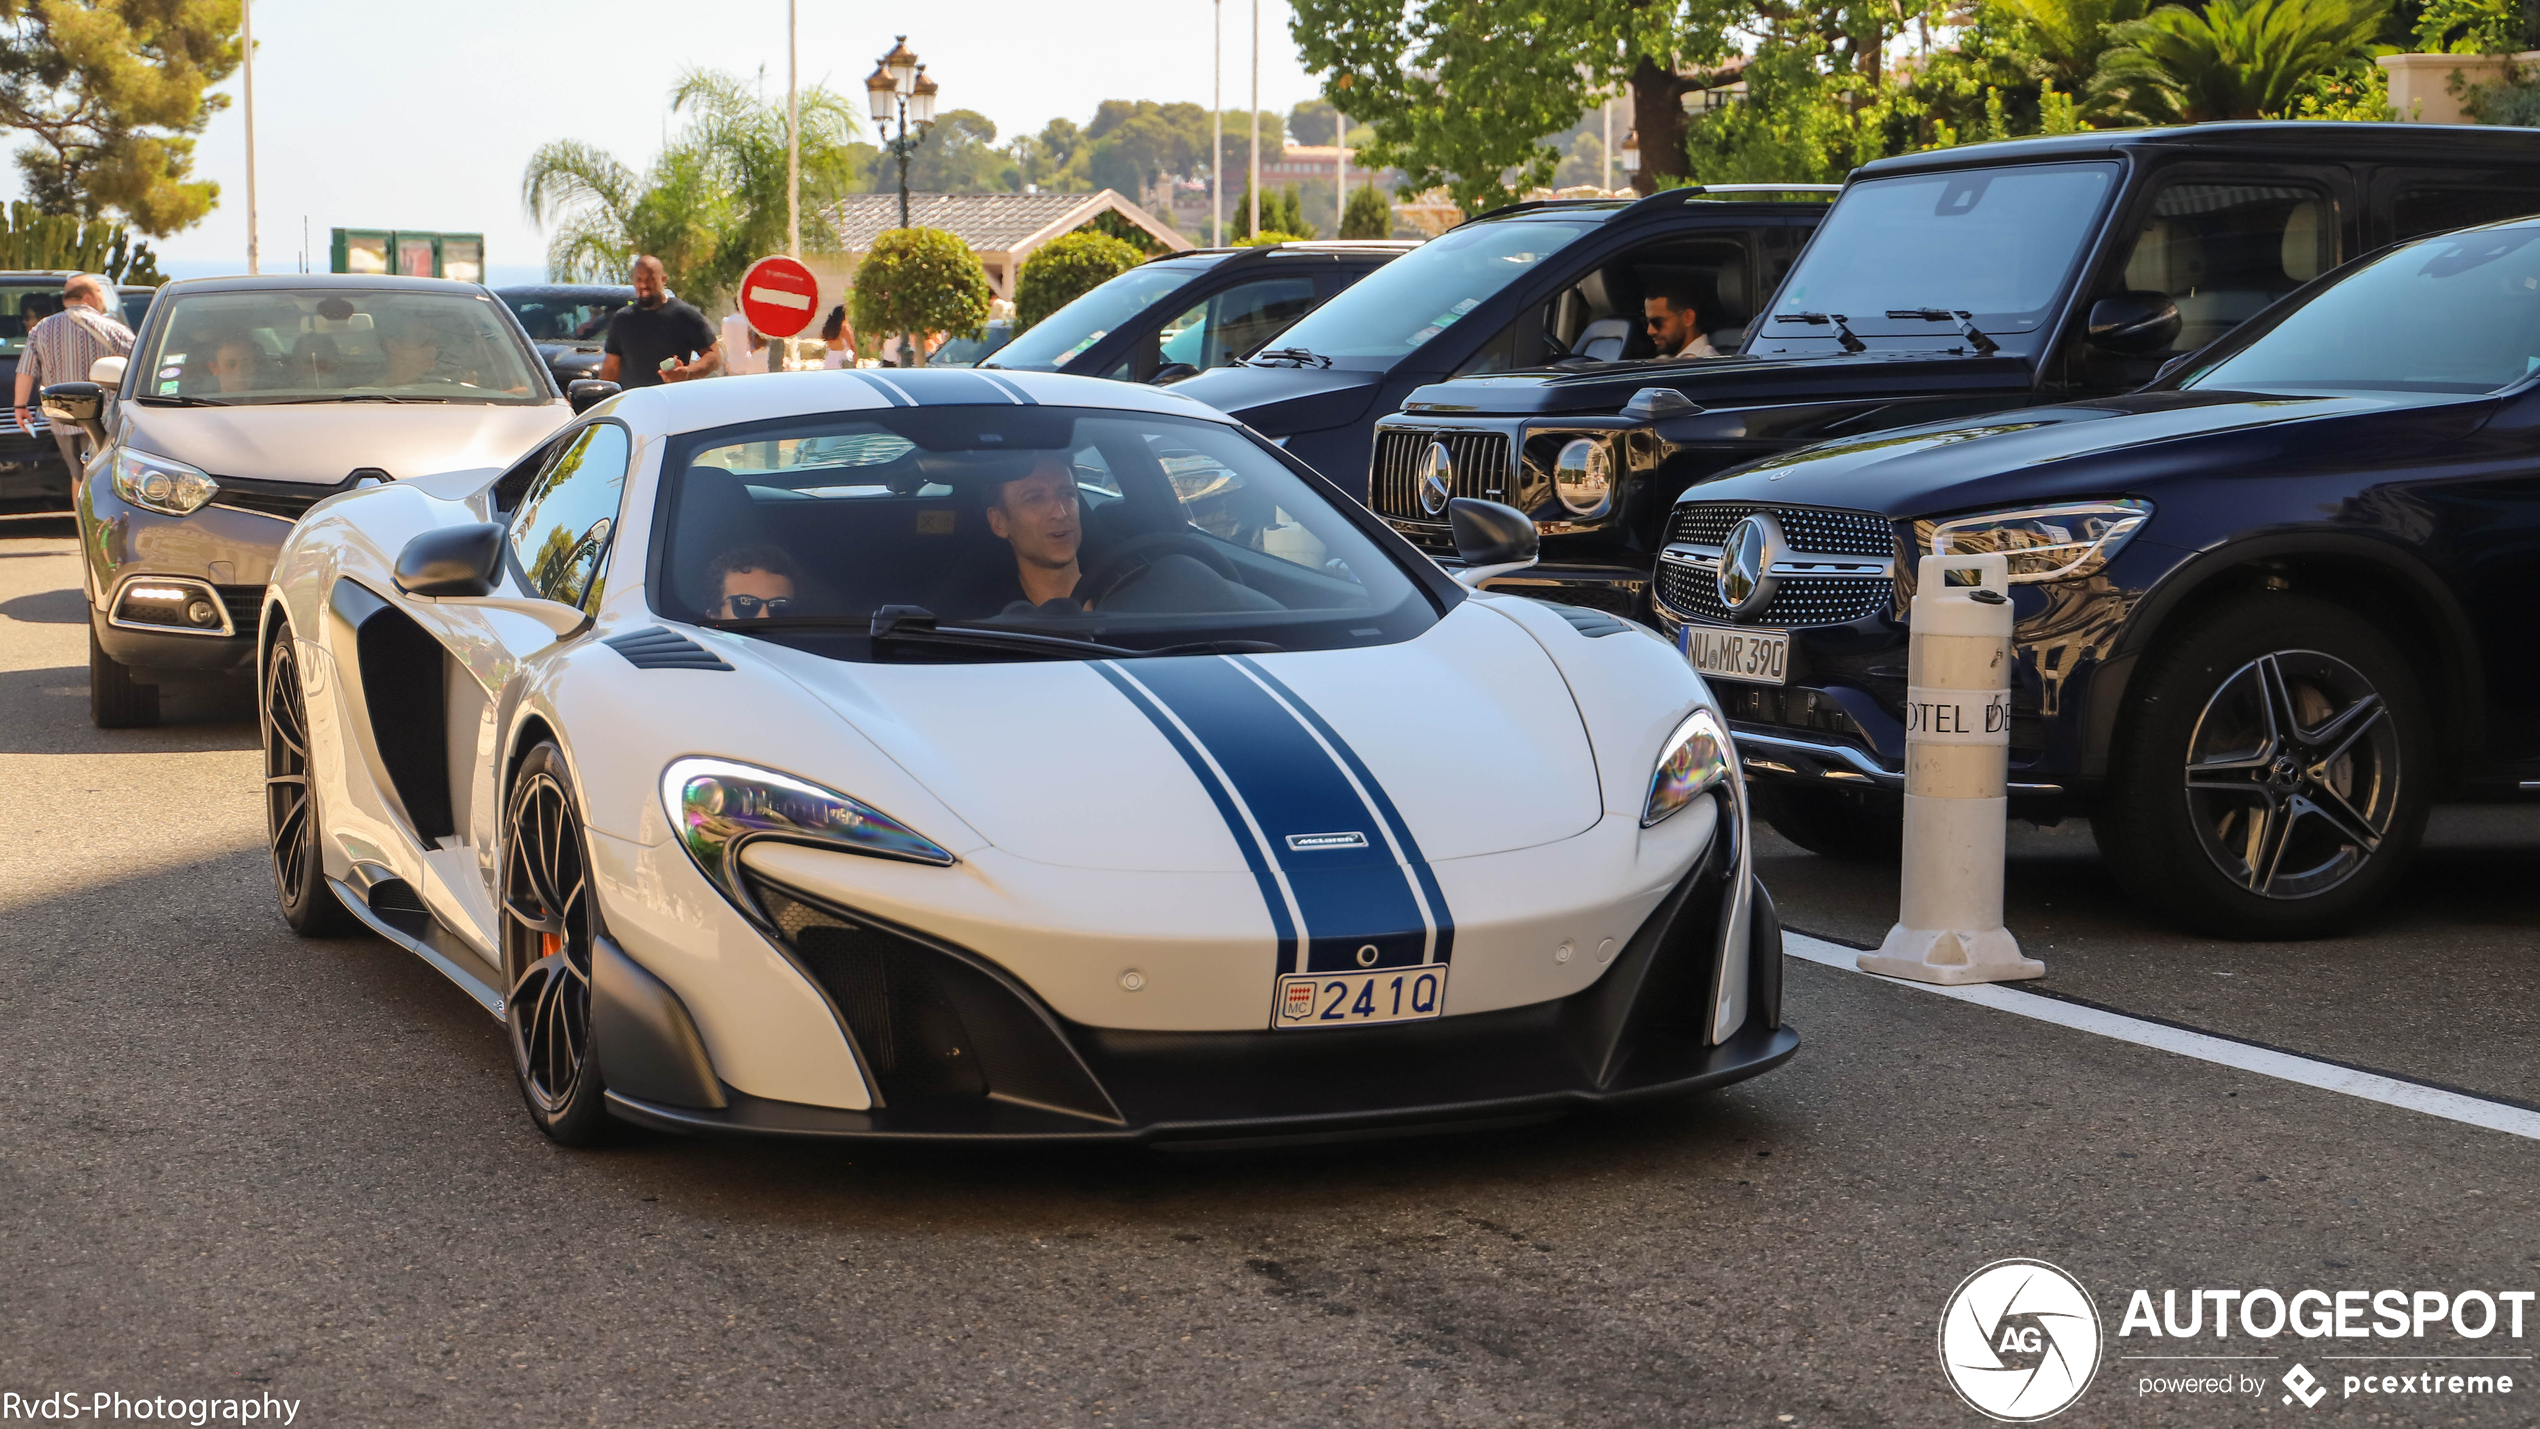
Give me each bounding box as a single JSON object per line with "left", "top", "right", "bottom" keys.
{"left": 1680, "top": 622, "right": 1790, "bottom": 686}
{"left": 1275, "top": 966, "right": 1448, "bottom": 1029}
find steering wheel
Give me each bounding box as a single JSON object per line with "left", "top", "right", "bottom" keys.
{"left": 1079, "top": 531, "right": 1244, "bottom": 608}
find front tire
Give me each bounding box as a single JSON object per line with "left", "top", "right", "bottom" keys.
{"left": 263, "top": 628, "right": 353, "bottom": 936}
{"left": 90, "top": 626, "right": 159, "bottom": 728}
{"left": 2095, "top": 594, "right": 2429, "bottom": 939}
{"left": 501, "top": 741, "right": 613, "bottom": 1146}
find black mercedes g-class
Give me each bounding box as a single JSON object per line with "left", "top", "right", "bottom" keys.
{"left": 1371, "top": 123, "right": 2540, "bottom": 615}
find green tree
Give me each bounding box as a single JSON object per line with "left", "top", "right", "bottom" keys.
{"left": 523, "top": 69, "right": 862, "bottom": 305}
{"left": 1014, "top": 230, "right": 1143, "bottom": 331}
{"left": 0, "top": 0, "right": 243, "bottom": 235}
{"left": 1340, "top": 183, "right": 1392, "bottom": 238}
{"left": 851, "top": 226, "right": 992, "bottom": 364}
{"left": 0, "top": 200, "right": 161, "bottom": 279}
{"left": 1230, "top": 185, "right": 1313, "bottom": 239}
{"left": 2413, "top": 0, "right": 2521, "bottom": 51}
{"left": 2092, "top": 0, "right": 2390, "bottom": 123}
{"left": 1995, "top": 0, "right": 2149, "bottom": 90}
{"left": 880, "top": 108, "right": 1007, "bottom": 193}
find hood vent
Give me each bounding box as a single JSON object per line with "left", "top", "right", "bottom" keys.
{"left": 604, "top": 627, "right": 732, "bottom": 671}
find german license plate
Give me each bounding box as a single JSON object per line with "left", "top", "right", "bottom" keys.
{"left": 1275, "top": 966, "right": 1448, "bottom": 1029}
{"left": 1680, "top": 622, "right": 1790, "bottom": 686}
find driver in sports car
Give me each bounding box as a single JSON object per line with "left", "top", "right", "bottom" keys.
{"left": 968, "top": 453, "right": 1271, "bottom": 617}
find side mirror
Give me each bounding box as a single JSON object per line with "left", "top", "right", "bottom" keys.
{"left": 39, "top": 381, "right": 106, "bottom": 443}
{"left": 395, "top": 522, "right": 506, "bottom": 598}
{"left": 1446, "top": 497, "right": 1540, "bottom": 589}
{"left": 2085, "top": 292, "right": 2182, "bottom": 355}
{"left": 88, "top": 355, "right": 128, "bottom": 388}
{"left": 567, "top": 379, "right": 621, "bottom": 415}
{"left": 1149, "top": 362, "right": 1200, "bottom": 385}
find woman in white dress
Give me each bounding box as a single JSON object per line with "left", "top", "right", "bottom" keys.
{"left": 819, "top": 305, "right": 855, "bottom": 369}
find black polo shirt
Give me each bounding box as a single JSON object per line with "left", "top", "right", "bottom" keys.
{"left": 604, "top": 298, "right": 717, "bottom": 387}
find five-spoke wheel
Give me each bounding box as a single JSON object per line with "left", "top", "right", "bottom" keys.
{"left": 502, "top": 741, "right": 613, "bottom": 1144}
{"left": 264, "top": 626, "right": 351, "bottom": 935}
{"left": 2098, "top": 594, "right": 2428, "bottom": 939}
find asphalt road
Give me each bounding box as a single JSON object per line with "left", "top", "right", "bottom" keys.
{"left": 4, "top": 516, "right": 2537, "bottom": 1428}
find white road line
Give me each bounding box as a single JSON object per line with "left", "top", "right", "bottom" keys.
{"left": 1784, "top": 931, "right": 2540, "bottom": 1144}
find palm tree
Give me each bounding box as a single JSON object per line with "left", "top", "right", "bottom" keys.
{"left": 1997, "top": 0, "right": 2151, "bottom": 93}
{"left": 522, "top": 70, "right": 865, "bottom": 305}
{"left": 2090, "top": 0, "right": 2390, "bottom": 123}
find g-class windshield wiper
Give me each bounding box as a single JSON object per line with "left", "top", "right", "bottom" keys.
{"left": 1884, "top": 308, "right": 2001, "bottom": 355}
{"left": 1771, "top": 312, "right": 1866, "bottom": 353}
{"left": 1247, "top": 346, "right": 1332, "bottom": 369}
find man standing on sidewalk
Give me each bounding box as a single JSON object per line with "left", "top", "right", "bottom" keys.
{"left": 598, "top": 255, "right": 721, "bottom": 387}
{"left": 13, "top": 273, "right": 134, "bottom": 480}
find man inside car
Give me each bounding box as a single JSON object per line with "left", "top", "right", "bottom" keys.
{"left": 1643, "top": 281, "right": 1721, "bottom": 359}
{"left": 982, "top": 455, "right": 1085, "bottom": 611}
{"left": 708, "top": 544, "right": 799, "bottom": 620}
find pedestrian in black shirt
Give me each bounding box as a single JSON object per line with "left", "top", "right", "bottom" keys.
{"left": 599, "top": 254, "right": 721, "bottom": 388}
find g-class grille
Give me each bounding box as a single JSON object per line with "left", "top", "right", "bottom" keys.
{"left": 1658, "top": 502, "right": 1898, "bottom": 629}
{"left": 1370, "top": 429, "right": 1512, "bottom": 525}
{"left": 1666, "top": 503, "right": 1894, "bottom": 556}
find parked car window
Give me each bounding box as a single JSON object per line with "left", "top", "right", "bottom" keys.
{"left": 0, "top": 283, "right": 66, "bottom": 356}
{"left": 654, "top": 406, "right": 1436, "bottom": 656}
{"left": 2184, "top": 222, "right": 2540, "bottom": 395}
{"left": 119, "top": 289, "right": 153, "bottom": 335}
{"left": 1265, "top": 221, "right": 1594, "bottom": 361}
{"left": 504, "top": 297, "right": 624, "bottom": 343}
{"left": 2391, "top": 186, "right": 2540, "bottom": 242}
{"left": 136, "top": 289, "right": 547, "bottom": 404}
{"left": 1765, "top": 163, "right": 2117, "bottom": 337}
{"left": 1158, "top": 276, "right": 1319, "bottom": 369}
{"left": 2118, "top": 181, "right": 2332, "bottom": 351}
{"left": 510, "top": 423, "right": 630, "bottom": 609}
{"left": 987, "top": 259, "right": 1217, "bottom": 370}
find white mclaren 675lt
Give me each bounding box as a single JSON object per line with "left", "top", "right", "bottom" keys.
{"left": 259, "top": 368, "right": 1794, "bottom": 1145}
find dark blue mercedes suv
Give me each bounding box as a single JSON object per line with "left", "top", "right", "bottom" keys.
{"left": 1659, "top": 215, "right": 2540, "bottom": 939}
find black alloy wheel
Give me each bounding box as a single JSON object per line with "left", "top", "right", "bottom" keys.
{"left": 264, "top": 628, "right": 352, "bottom": 936}
{"left": 501, "top": 741, "right": 613, "bottom": 1145}
{"left": 2097, "top": 594, "right": 2429, "bottom": 939}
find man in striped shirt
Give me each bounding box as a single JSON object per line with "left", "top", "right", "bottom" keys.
{"left": 12, "top": 273, "right": 135, "bottom": 481}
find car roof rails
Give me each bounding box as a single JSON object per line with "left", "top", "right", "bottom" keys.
{"left": 1614, "top": 183, "right": 1843, "bottom": 220}
{"left": 1463, "top": 197, "right": 1627, "bottom": 224}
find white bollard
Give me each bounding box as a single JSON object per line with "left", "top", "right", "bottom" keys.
{"left": 1858, "top": 552, "right": 2043, "bottom": 985}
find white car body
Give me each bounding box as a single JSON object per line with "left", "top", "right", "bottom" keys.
{"left": 261, "top": 368, "right": 1793, "bottom": 1144}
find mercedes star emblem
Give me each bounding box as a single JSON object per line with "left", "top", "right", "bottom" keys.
{"left": 1717, "top": 512, "right": 1787, "bottom": 619}
{"left": 1418, "top": 441, "right": 1454, "bottom": 517}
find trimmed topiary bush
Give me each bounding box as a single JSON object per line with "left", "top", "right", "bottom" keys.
{"left": 1015, "top": 230, "right": 1145, "bottom": 332}
{"left": 849, "top": 227, "right": 992, "bottom": 362}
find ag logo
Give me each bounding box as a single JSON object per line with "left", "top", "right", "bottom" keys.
{"left": 1940, "top": 1259, "right": 2102, "bottom": 1422}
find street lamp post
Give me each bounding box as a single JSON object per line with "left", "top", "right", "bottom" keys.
{"left": 866, "top": 37, "right": 939, "bottom": 367}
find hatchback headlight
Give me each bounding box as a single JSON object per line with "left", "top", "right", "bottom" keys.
{"left": 663, "top": 758, "right": 954, "bottom": 906}
{"left": 1923, "top": 499, "right": 2151, "bottom": 584}
{"left": 1552, "top": 437, "right": 1613, "bottom": 518}
{"left": 110, "top": 448, "right": 219, "bottom": 517}
{"left": 1644, "top": 708, "right": 1732, "bottom": 828}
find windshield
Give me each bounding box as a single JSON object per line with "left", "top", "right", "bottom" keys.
{"left": 2184, "top": 223, "right": 2540, "bottom": 395}
{"left": 928, "top": 321, "right": 1013, "bottom": 367}
{"left": 987, "top": 260, "right": 1216, "bottom": 370}
{"left": 1762, "top": 163, "right": 2117, "bottom": 342}
{"left": 501, "top": 293, "right": 626, "bottom": 346}
{"left": 655, "top": 405, "right": 1435, "bottom": 659}
{"left": 1266, "top": 222, "right": 1588, "bottom": 362}
{"left": 134, "top": 288, "right": 548, "bottom": 403}
{"left": 0, "top": 284, "right": 69, "bottom": 357}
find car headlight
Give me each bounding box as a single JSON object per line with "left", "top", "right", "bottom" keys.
{"left": 1552, "top": 437, "right": 1613, "bottom": 518}
{"left": 1922, "top": 499, "right": 2151, "bottom": 584}
{"left": 662, "top": 757, "right": 955, "bottom": 906}
{"left": 1644, "top": 707, "right": 1732, "bottom": 828}
{"left": 110, "top": 448, "right": 218, "bottom": 517}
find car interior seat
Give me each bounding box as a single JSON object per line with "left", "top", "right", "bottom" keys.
{"left": 669, "top": 465, "right": 779, "bottom": 616}
{"left": 286, "top": 333, "right": 344, "bottom": 387}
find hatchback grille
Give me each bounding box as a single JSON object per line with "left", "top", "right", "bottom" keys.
{"left": 1370, "top": 429, "right": 1512, "bottom": 523}
{"left": 1666, "top": 502, "right": 1895, "bottom": 557}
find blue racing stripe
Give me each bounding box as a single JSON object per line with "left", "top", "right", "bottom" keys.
{"left": 1129, "top": 658, "right": 1430, "bottom": 974}
{"left": 974, "top": 372, "right": 1039, "bottom": 405}
{"left": 1234, "top": 655, "right": 1456, "bottom": 964}
{"left": 1090, "top": 661, "right": 1298, "bottom": 971}
{"left": 871, "top": 369, "right": 1019, "bottom": 406}
{"left": 845, "top": 370, "right": 914, "bottom": 407}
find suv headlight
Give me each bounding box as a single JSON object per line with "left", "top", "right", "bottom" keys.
{"left": 1644, "top": 707, "right": 1732, "bottom": 828}
{"left": 1552, "top": 437, "right": 1613, "bottom": 518}
{"left": 1922, "top": 499, "right": 2151, "bottom": 584}
{"left": 663, "top": 757, "right": 954, "bottom": 906}
{"left": 110, "top": 448, "right": 219, "bottom": 517}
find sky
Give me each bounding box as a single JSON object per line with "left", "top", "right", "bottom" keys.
{"left": 58, "top": 0, "right": 1324, "bottom": 283}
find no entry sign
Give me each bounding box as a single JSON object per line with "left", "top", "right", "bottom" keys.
{"left": 738, "top": 255, "right": 820, "bottom": 339}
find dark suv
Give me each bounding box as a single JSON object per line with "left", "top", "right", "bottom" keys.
{"left": 984, "top": 240, "right": 1414, "bottom": 383}
{"left": 0, "top": 274, "right": 156, "bottom": 509}
{"left": 1173, "top": 187, "right": 1834, "bottom": 507}
{"left": 1666, "top": 211, "right": 2540, "bottom": 938}
{"left": 1374, "top": 124, "right": 2540, "bottom": 615}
